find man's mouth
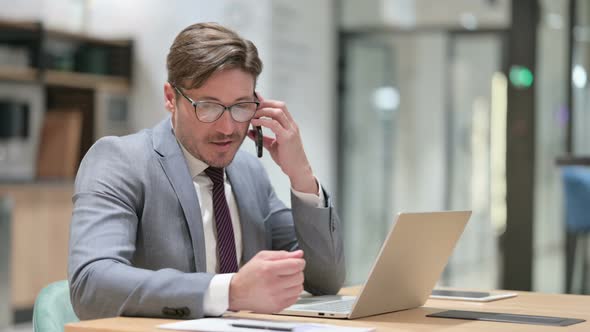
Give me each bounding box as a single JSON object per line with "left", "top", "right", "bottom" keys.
{"left": 211, "top": 140, "right": 232, "bottom": 146}
{"left": 210, "top": 140, "right": 234, "bottom": 152}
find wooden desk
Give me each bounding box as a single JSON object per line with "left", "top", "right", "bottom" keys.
{"left": 65, "top": 288, "right": 590, "bottom": 332}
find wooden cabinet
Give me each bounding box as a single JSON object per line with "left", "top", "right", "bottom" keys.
{"left": 0, "top": 183, "right": 73, "bottom": 310}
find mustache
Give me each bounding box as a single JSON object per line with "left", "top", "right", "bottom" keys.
{"left": 207, "top": 133, "right": 242, "bottom": 142}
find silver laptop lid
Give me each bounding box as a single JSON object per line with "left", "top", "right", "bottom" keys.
{"left": 348, "top": 211, "right": 471, "bottom": 319}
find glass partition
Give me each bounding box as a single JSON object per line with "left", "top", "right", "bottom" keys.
{"left": 339, "top": 31, "right": 505, "bottom": 288}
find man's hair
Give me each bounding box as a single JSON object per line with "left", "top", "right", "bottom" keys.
{"left": 167, "top": 22, "right": 263, "bottom": 89}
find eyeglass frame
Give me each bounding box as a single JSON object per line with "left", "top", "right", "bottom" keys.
{"left": 171, "top": 83, "right": 260, "bottom": 123}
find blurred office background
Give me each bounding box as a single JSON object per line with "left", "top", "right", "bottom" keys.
{"left": 1, "top": 0, "right": 590, "bottom": 329}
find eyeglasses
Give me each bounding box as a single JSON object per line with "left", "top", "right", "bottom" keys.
{"left": 172, "top": 84, "right": 260, "bottom": 123}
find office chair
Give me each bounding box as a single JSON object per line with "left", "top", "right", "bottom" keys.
{"left": 0, "top": 196, "right": 12, "bottom": 329}
{"left": 33, "top": 280, "right": 79, "bottom": 332}
{"left": 562, "top": 166, "right": 590, "bottom": 294}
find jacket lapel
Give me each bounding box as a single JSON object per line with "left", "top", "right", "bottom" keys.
{"left": 152, "top": 118, "right": 207, "bottom": 272}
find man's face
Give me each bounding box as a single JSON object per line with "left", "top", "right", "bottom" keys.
{"left": 165, "top": 69, "right": 254, "bottom": 168}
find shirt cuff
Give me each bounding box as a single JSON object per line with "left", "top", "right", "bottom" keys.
{"left": 203, "top": 273, "right": 234, "bottom": 316}
{"left": 291, "top": 176, "right": 326, "bottom": 208}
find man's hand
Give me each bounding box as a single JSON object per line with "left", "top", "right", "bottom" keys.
{"left": 228, "top": 250, "right": 305, "bottom": 313}
{"left": 248, "top": 94, "right": 318, "bottom": 195}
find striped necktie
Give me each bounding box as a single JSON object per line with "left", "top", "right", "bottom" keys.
{"left": 204, "top": 167, "right": 239, "bottom": 273}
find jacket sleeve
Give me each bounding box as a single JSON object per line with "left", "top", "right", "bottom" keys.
{"left": 68, "top": 137, "right": 213, "bottom": 320}
{"left": 263, "top": 175, "right": 346, "bottom": 295}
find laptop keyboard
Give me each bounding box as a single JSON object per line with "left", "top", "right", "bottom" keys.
{"left": 300, "top": 299, "right": 355, "bottom": 313}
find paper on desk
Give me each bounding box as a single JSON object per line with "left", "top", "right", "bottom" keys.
{"left": 158, "top": 318, "right": 375, "bottom": 332}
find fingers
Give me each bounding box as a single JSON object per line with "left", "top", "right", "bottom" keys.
{"left": 279, "top": 272, "right": 305, "bottom": 289}
{"left": 255, "top": 250, "right": 304, "bottom": 260}
{"left": 247, "top": 130, "right": 276, "bottom": 150}
{"left": 282, "top": 282, "right": 305, "bottom": 295}
{"left": 271, "top": 258, "right": 306, "bottom": 276}
{"left": 254, "top": 91, "right": 264, "bottom": 103}
{"left": 254, "top": 91, "right": 295, "bottom": 128}
{"left": 254, "top": 250, "right": 305, "bottom": 277}
{"left": 254, "top": 107, "right": 292, "bottom": 130}
{"left": 230, "top": 249, "right": 306, "bottom": 313}
{"left": 256, "top": 92, "right": 295, "bottom": 123}
{"left": 251, "top": 117, "right": 288, "bottom": 139}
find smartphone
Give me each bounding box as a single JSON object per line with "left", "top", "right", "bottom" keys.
{"left": 430, "top": 289, "right": 518, "bottom": 302}
{"left": 252, "top": 91, "right": 263, "bottom": 158}
{"left": 254, "top": 125, "right": 263, "bottom": 158}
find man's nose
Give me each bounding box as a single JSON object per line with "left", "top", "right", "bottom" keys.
{"left": 215, "top": 110, "right": 236, "bottom": 135}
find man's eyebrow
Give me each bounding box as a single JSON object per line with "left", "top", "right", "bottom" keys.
{"left": 196, "top": 95, "right": 255, "bottom": 102}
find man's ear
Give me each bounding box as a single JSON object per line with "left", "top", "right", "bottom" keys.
{"left": 164, "top": 83, "right": 176, "bottom": 113}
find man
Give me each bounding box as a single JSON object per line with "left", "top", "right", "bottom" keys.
{"left": 68, "top": 22, "right": 345, "bottom": 320}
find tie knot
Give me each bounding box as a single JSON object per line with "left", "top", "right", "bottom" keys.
{"left": 204, "top": 167, "right": 225, "bottom": 185}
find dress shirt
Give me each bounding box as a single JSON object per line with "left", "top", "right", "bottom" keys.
{"left": 178, "top": 142, "right": 325, "bottom": 316}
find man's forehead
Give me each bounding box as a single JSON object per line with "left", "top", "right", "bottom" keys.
{"left": 183, "top": 69, "right": 256, "bottom": 88}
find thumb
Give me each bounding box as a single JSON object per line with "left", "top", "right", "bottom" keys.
{"left": 261, "top": 136, "right": 275, "bottom": 150}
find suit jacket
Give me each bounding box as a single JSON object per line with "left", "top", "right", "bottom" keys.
{"left": 68, "top": 117, "right": 345, "bottom": 320}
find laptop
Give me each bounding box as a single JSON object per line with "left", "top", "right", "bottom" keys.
{"left": 276, "top": 211, "right": 471, "bottom": 319}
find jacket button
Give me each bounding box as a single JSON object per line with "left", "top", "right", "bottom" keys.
{"left": 175, "top": 307, "right": 191, "bottom": 317}
{"left": 162, "top": 307, "right": 177, "bottom": 316}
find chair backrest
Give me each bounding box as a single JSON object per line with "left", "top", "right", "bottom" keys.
{"left": 33, "top": 280, "right": 79, "bottom": 332}
{"left": 562, "top": 166, "right": 590, "bottom": 233}
{"left": 0, "top": 196, "right": 12, "bottom": 329}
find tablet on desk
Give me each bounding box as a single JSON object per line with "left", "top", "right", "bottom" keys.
{"left": 430, "top": 289, "right": 518, "bottom": 302}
